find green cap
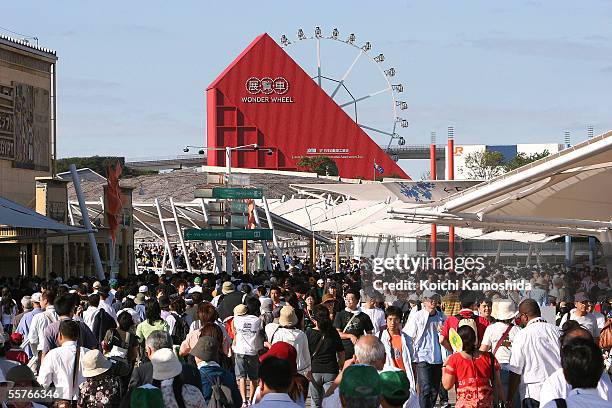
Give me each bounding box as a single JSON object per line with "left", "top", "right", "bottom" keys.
{"left": 194, "top": 277, "right": 202, "bottom": 284}
{"left": 380, "top": 370, "right": 411, "bottom": 403}
{"left": 339, "top": 365, "right": 380, "bottom": 398}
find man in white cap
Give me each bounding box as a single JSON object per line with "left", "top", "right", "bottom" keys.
{"left": 15, "top": 292, "right": 43, "bottom": 357}
{"left": 559, "top": 292, "right": 600, "bottom": 340}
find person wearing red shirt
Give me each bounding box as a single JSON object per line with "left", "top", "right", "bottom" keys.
{"left": 440, "top": 291, "right": 490, "bottom": 353}
{"left": 5, "top": 332, "right": 28, "bottom": 365}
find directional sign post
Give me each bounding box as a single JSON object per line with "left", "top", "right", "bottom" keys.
{"left": 184, "top": 228, "right": 273, "bottom": 241}
{"left": 195, "top": 187, "right": 263, "bottom": 199}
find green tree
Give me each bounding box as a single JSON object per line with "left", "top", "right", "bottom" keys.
{"left": 459, "top": 150, "right": 505, "bottom": 180}
{"left": 296, "top": 156, "right": 339, "bottom": 176}
{"left": 503, "top": 150, "right": 549, "bottom": 172}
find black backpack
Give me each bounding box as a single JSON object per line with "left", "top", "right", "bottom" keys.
{"left": 171, "top": 312, "right": 189, "bottom": 344}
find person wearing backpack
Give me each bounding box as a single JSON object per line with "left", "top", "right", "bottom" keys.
{"left": 191, "top": 335, "right": 242, "bottom": 407}
{"left": 440, "top": 290, "right": 491, "bottom": 353}
{"left": 167, "top": 297, "right": 189, "bottom": 345}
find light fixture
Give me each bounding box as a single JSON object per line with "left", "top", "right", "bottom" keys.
{"left": 374, "top": 53, "right": 385, "bottom": 62}
{"left": 331, "top": 28, "right": 339, "bottom": 39}
{"left": 183, "top": 147, "right": 189, "bottom": 153}
{"left": 362, "top": 42, "right": 371, "bottom": 51}
{"left": 395, "top": 101, "right": 408, "bottom": 110}
{"left": 391, "top": 84, "right": 403, "bottom": 92}
{"left": 347, "top": 33, "right": 356, "bottom": 44}
{"left": 398, "top": 137, "right": 406, "bottom": 146}
{"left": 384, "top": 68, "right": 395, "bottom": 77}
{"left": 280, "top": 35, "right": 291, "bottom": 46}
{"left": 297, "top": 28, "right": 306, "bottom": 40}
{"left": 314, "top": 26, "right": 322, "bottom": 38}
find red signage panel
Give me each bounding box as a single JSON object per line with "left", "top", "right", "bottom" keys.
{"left": 206, "top": 33, "right": 409, "bottom": 180}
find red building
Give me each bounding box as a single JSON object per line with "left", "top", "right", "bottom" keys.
{"left": 206, "top": 33, "right": 409, "bottom": 180}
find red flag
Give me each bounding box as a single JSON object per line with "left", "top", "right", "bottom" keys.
{"left": 106, "top": 161, "right": 123, "bottom": 243}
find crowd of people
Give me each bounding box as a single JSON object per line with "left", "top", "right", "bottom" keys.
{"left": 0, "top": 256, "right": 609, "bottom": 408}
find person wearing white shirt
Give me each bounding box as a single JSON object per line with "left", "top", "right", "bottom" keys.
{"left": 480, "top": 300, "right": 521, "bottom": 407}
{"left": 539, "top": 325, "right": 612, "bottom": 407}
{"left": 587, "top": 303, "right": 606, "bottom": 330}
{"left": 507, "top": 299, "right": 561, "bottom": 408}
{"left": 28, "top": 291, "right": 58, "bottom": 360}
{"left": 541, "top": 336, "right": 609, "bottom": 408}
{"left": 38, "top": 320, "right": 88, "bottom": 401}
{"left": 232, "top": 302, "right": 264, "bottom": 404}
{"left": 82, "top": 294, "right": 101, "bottom": 332}
{"left": 363, "top": 295, "right": 386, "bottom": 334}
{"left": 252, "top": 356, "right": 301, "bottom": 408}
{"left": 558, "top": 293, "right": 600, "bottom": 340}
{"left": 264, "top": 305, "right": 311, "bottom": 376}
{"left": 97, "top": 289, "right": 117, "bottom": 322}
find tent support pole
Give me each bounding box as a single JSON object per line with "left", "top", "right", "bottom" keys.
{"left": 69, "top": 164, "right": 105, "bottom": 280}
{"left": 253, "top": 208, "right": 272, "bottom": 271}
{"left": 170, "top": 198, "right": 192, "bottom": 272}
{"left": 263, "top": 196, "right": 286, "bottom": 271}
{"left": 155, "top": 198, "right": 177, "bottom": 274}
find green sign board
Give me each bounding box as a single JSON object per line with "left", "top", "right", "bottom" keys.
{"left": 184, "top": 228, "right": 273, "bottom": 241}
{"left": 194, "top": 187, "right": 263, "bottom": 199}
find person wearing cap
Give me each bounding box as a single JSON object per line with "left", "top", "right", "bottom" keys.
{"left": 479, "top": 300, "right": 521, "bottom": 408}
{"left": 217, "top": 281, "right": 246, "bottom": 321}
{"left": 13, "top": 296, "right": 32, "bottom": 331}
{"left": 5, "top": 332, "right": 28, "bottom": 365}
{"left": 264, "top": 305, "right": 311, "bottom": 375}
{"left": 559, "top": 292, "right": 600, "bottom": 340}
{"left": 188, "top": 276, "right": 203, "bottom": 294}
{"left": 190, "top": 335, "right": 242, "bottom": 407}
{"left": 38, "top": 320, "right": 88, "bottom": 401}
{"left": 338, "top": 364, "right": 381, "bottom": 408}
{"left": 232, "top": 300, "right": 264, "bottom": 404}
{"left": 77, "top": 349, "right": 123, "bottom": 407}
{"left": 15, "top": 292, "right": 42, "bottom": 358}
{"left": 140, "top": 348, "right": 205, "bottom": 408}
{"left": 27, "top": 290, "right": 57, "bottom": 368}
{"left": 5, "top": 365, "right": 46, "bottom": 408}
{"left": 135, "top": 292, "right": 147, "bottom": 321}
{"left": 251, "top": 356, "right": 302, "bottom": 408}
{"left": 380, "top": 370, "right": 412, "bottom": 408}
{"left": 405, "top": 292, "right": 446, "bottom": 408}
{"left": 0, "top": 334, "right": 19, "bottom": 376}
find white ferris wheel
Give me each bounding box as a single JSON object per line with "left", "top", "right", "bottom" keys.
{"left": 279, "top": 27, "right": 408, "bottom": 150}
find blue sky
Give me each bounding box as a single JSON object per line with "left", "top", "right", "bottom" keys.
{"left": 5, "top": 1, "right": 612, "bottom": 177}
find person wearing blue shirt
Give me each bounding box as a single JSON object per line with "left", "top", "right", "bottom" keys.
{"left": 190, "top": 335, "right": 242, "bottom": 407}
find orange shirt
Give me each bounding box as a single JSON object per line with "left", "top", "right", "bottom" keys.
{"left": 390, "top": 334, "right": 405, "bottom": 371}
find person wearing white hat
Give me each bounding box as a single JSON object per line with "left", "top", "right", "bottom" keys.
{"left": 480, "top": 300, "right": 521, "bottom": 408}
{"left": 77, "top": 349, "right": 123, "bottom": 407}
{"left": 264, "top": 305, "right": 311, "bottom": 376}
{"left": 15, "top": 292, "right": 44, "bottom": 359}
{"left": 150, "top": 348, "right": 205, "bottom": 408}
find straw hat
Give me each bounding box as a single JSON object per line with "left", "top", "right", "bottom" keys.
{"left": 234, "top": 304, "right": 248, "bottom": 316}
{"left": 491, "top": 300, "right": 518, "bottom": 321}
{"left": 135, "top": 293, "right": 146, "bottom": 305}
{"left": 151, "top": 348, "right": 182, "bottom": 381}
{"left": 222, "top": 281, "right": 235, "bottom": 295}
{"left": 279, "top": 305, "right": 298, "bottom": 327}
{"left": 321, "top": 294, "right": 335, "bottom": 304}
{"left": 82, "top": 349, "right": 112, "bottom": 378}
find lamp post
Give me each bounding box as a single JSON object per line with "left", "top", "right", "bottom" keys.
{"left": 183, "top": 144, "right": 273, "bottom": 274}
